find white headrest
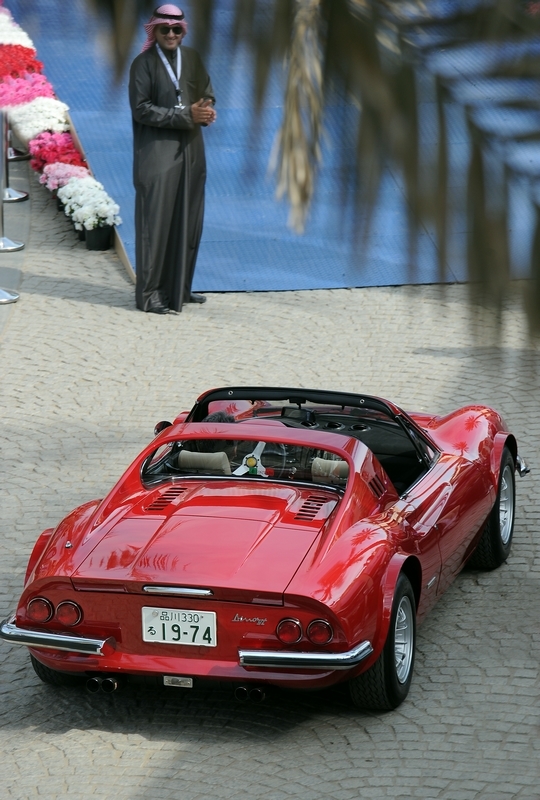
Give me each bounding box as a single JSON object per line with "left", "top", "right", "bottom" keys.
{"left": 178, "top": 450, "right": 231, "bottom": 475}
{"left": 311, "top": 457, "right": 349, "bottom": 484}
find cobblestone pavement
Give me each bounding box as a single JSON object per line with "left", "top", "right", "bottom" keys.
{"left": 1, "top": 163, "right": 539, "bottom": 800}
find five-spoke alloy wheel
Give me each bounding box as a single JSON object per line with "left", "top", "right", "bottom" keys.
{"left": 349, "top": 573, "right": 416, "bottom": 711}
{"left": 468, "top": 447, "right": 515, "bottom": 570}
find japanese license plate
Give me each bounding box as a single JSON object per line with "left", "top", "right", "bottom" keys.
{"left": 142, "top": 606, "right": 217, "bottom": 647}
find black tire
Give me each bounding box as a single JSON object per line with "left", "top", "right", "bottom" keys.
{"left": 349, "top": 573, "right": 416, "bottom": 711}
{"left": 468, "top": 447, "right": 515, "bottom": 571}
{"left": 30, "top": 654, "right": 83, "bottom": 687}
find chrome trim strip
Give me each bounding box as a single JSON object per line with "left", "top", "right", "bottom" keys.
{"left": 142, "top": 586, "right": 214, "bottom": 597}
{"left": 516, "top": 455, "right": 530, "bottom": 477}
{"left": 238, "top": 640, "right": 373, "bottom": 670}
{"left": 143, "top": 476, "right": 344, "bottom": 495}
{"left": 0, "top": 617, "right": 114, "bottom": 656}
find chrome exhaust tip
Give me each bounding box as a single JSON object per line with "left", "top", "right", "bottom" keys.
{"left": 234, "top": 686, "right": 249, "bottom": 702}
{"left": 249, "top": 687, "right": 265, "bottom": 703}
{"left": 86, "top": 677, "right": 101, "bottom": 694}
{"left": 101, "top": 677, "right": 119, "bottom": 694}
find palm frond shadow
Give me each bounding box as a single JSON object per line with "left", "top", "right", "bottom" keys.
{"left": 92, "top": 0, "right": 540, "bottom": 333}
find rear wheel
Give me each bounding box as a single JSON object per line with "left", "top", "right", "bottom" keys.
{"left": 30, "top": 654, "right": 83, "bottom": 687}
{"left": 349, "top": 573, "right": 416, "bottom": 711}
{"left": 468, "top": 447, "right": 515, "bottom": 571}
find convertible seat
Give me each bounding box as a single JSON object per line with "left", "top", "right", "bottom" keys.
{"left": 311, "top": 457, "right": 349, "bottom": 484}
{"left": 177, "top": 451, "right": 231, "bottom": 475}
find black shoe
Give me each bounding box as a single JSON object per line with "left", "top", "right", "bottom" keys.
{"left": 147, "top": 305, "right": 169, "bottom": 315}
{"left": 189, "top": 293, "right": 207, "bottom": 304}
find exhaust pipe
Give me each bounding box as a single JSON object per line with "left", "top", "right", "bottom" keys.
{"left": 86, "top": 677, "right": 101, "bottom": 694}
{"left": 234, "top": 686, "right": 249, "bottom": 702}
{"left": 86, "top": 676, "right": 120, "bottom": 694}
{"left": 234, "top": 685, "right": 266, "bottom": 703}
{"left": 249, "top": 687, "right": 265, "bottom": 703}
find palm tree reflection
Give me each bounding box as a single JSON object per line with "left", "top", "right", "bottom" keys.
{"left": 92, "top": 0, "right": 540, "bottom": 331}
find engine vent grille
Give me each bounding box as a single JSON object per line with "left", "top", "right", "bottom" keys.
{"left": 369, "top": 476, "right": 386, "bottom": 499}
{"left": 295, "top": 494, "right": 330, "bottom": 521}
{"left": 146, "top": 486, "right": 187, "bottom": 512}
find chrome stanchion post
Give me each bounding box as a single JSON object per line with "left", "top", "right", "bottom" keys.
{"left": 0, "top": 111, "right": 24, "bottom": 255}
{"left": 8, "top": 128, "right": 30, "bottom": 162}
{"left": 0, "top": 287, "right": 19, "bottom": 303}
{"left": 4, "top": 114, "right": 29, "bottom": 202}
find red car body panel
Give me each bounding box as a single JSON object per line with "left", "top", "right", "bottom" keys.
{"left": 3, "top": 389, "right": 521, "bottom": 692}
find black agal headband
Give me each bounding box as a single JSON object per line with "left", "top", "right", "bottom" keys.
{"left": 153, "top": 8, "right": 185, "bottom": 20}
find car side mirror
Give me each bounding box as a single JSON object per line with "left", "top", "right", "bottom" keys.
{"left": 154, "top": 420, "right": 172, "bottom": 436}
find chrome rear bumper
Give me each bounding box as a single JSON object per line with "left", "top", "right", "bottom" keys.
{"left": 0, "top": 616, "right": 114, "bottom": 656}
{"left": 238, "top": 640, "right": 373, "bottom": 670}
{"left": 2, "top": 614, "right": 372, "bottom": 670}
{"left": 516, "top": 455, "right": 530, "bottom": 477}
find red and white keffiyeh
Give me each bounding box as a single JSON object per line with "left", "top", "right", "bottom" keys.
{"left": 142, "top": 5, "right": 188, "bottom": 52}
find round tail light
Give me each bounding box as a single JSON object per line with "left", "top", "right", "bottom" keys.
{"left": 276, "top": 618, "right": 302, "bottom": 644}
{"left": 27, "top": 598, "right": 53, "bottom": 623}
{"left": 307, "top": 619, "right": 333, "bottom": 645}
{"left": 56, "top": 601, "right": 82, "bottom": 627}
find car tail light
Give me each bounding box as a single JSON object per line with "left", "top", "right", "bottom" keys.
{"left": 27, "top": 598, "right": 53, "bottom": 623}
{"left": 307, "top": 619, "right": 333, "bottom": 645}
{"left": 56, "top": 601, "right": 82, "bottom": 627}
{"left": 276, "top": 618, "right": 302, "bottom": 644}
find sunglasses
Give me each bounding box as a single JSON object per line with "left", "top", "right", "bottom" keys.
{"left": 157, "top": 25, "right": 183, "bottom": 35}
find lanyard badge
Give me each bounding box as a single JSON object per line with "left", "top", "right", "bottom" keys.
{"left": 156, "top": 44, "right": 184, "bottom": 109}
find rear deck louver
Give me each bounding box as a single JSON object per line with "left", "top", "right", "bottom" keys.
{"left": 295, "top": 494, "right": 330, "bottom": 521}
{"left": 145, "top": 486, "right": 187, "bottom": 511}
{"left": 369, "top": 476, "right": 386, "bottom": 499}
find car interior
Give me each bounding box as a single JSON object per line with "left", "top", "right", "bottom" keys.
{"left": 268, "top": 406, "right": 429, "bottom": 493}
{"left": 143, "top": 405, "right": 435, "bottom": 497}
{"left": 143, "top": 439, "right": 351, "bottom": 489}
{"left": 195, "top": 402, "right": 434, "bottom": 495}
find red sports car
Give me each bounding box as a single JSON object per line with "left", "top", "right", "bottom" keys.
{"left": 1, "top": 387, "right": 529, "bottom": 710}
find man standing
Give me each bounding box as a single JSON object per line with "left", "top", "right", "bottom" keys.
{"left": 129, "top": 5, "right": 216, "bottom": 314}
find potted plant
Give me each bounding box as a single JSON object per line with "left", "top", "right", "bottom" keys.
{"left": 57, "top": 176, "right": 122, "bottom": 250}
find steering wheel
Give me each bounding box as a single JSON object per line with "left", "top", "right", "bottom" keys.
{"left": 232, "top": 442, "right": 289, "bottom": 478}
{"left": 262, "top": 442, "right": 288, "bottom": 477}
{"left": 233, "top": 441, "right": 268, "bottom": 476}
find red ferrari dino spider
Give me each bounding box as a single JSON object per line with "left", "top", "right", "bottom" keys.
{"left": 1, "top": 387, "right": 529, "bottom": 710}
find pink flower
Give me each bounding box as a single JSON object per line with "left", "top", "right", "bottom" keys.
{"left": 0, "top": 72, "right": 54, "bottom": 106}
{"left": 39, "top": 161, "right": 91, "bottom": 190}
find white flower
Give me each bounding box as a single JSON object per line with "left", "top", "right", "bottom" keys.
{"left": 58, "top": 176, "right": 122, "bottom": 229}
{"left": 9, "top": 97, "right": 69, "bottom": 145}
{"left": 0, "top": 10, "right": 35, "bottom": 49}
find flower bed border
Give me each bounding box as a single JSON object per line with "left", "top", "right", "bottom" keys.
{"left": 0, "top": 6, "right": 122, "bottom": 253}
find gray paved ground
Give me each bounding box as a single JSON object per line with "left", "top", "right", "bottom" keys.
{"left": 0, "top": 163, "right": 539, "bottom": 800}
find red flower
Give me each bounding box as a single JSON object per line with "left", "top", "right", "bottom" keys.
{"left": 28, "top": 132, "right": 86, "bottom": 172}
{"left": 0, "top": 45, "right": 43, "bottom": 79}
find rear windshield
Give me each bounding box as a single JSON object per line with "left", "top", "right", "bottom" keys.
{"left": 141, "top": 438, "right": 349, "bottom": 489}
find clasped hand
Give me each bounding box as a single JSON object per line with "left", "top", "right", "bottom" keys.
{"left": 191, "top": 98, "right": 216, "bottom": 125}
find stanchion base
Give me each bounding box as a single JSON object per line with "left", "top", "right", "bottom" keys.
{"left": 0, "top": 286, "right": 19, "bottom": 303}
{"left": 3, "top": 187, "right": 29, "bottom": 202}
{"left": 8, "top": 147, "right": 30, "bottom": 162}
{"left": 0, "top": 237, "right": 24, "bottom": 252}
